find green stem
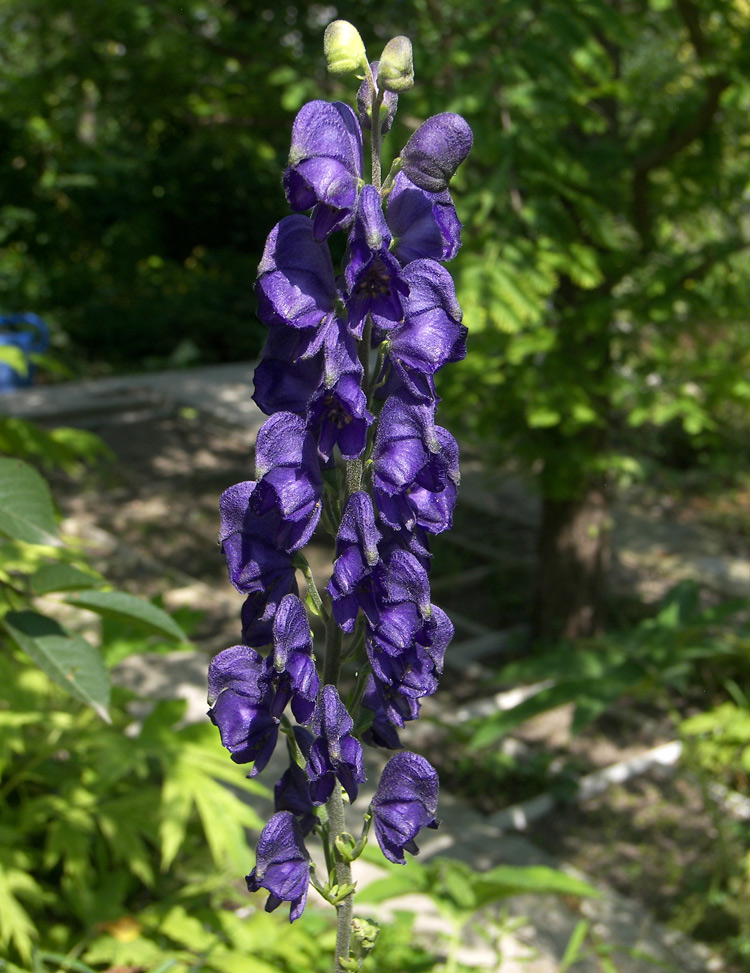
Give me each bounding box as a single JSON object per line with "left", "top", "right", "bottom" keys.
{"left": 328, "top": 783, "right": 355, "bottom": 971}
{"left": 371, "top": 92, "right": 385, "bottom": 190}
{"left": 294, "top": 553, "right": 329, "bottom": 621}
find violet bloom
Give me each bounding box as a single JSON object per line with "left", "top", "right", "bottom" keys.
{"left": 344, "top": 185, "right": 408, "bottom": 337}
{"left": 246, "top": 811, "right": 311, "bottom": 922}
{"left": 368, "top": 603, "right": 452, "bottom": 702}
{"left": 327, "top": 492, "right": 382, "bottom": 632}
{"left": 371, "top": 751, "right": 439, "bottom": 864}
{"left": 307, "top": 372, "right": 373, "bottom": 462}
{"left": 255, "top": 215, "right": 339, "bottom": 331}
{"left": 284, "top": 100, "right": 364, "bottom": 241}
{"left": 384, "top": 259, "right": 466, "bottom": 402}
{"left": 219, "top": 482, "right": 298, "bottom": 646}
{"left": 387, "top": 171, "right": 462, "bottom": 264}
{"left": 399, "top": 112, "right": 473, "bottom": 193}
{"left": 251, "top": 412, "right": 323, "bottom": 552}
{"left": 207, "top": 645, "right": 278, "bottom": 774}
{"left": 271, "top": 593, "right": 320, "bottom": 724}
{"left": 306, "top": 685, "right": 366, "bottom": 805}
{"left": 372, "top": 396, "right": 460, "bottom": 534}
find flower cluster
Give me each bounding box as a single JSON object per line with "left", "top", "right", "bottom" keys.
{"left": 207, "top": 22, "right": 471, "bottom": 932}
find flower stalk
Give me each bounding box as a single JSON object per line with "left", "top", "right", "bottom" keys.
{"left": 206, "top": 20, "right": 472, "bottom": 972}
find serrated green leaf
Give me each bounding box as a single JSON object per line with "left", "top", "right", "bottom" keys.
{"left": 0, "top": 458, "right": 59, "bottom": 545}
{"left": 2, "top": 611, "right": 110, "bottom": 721}
{"left": 0, "top": 861, "right": 44, "bottom": 962}
{"left": 30, "top": 562, "right": 105, "bottom": 595}
{"left": 63, "top": 590, "right": 187, "bottom": 642}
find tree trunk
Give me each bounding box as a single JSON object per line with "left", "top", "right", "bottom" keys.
{"left": 533, "top": 483, "right": 611, "bottom": 640}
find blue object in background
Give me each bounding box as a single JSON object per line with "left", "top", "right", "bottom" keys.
{"left": 0, "top": 313, "right": 50, "bottom": 391}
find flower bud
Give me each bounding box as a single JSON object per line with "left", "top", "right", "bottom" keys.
{"left": 399, "top": 113, "right": 473, "bottom": 192}
{"left": 377, "top": 35, "right": 414, "bottom": 92}
{"left": 323, "top": 20, "right": 367, "bottom": 76}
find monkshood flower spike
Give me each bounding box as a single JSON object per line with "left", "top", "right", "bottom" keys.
{"left": 207, "top": 20, "right": 471, "bottom": 972}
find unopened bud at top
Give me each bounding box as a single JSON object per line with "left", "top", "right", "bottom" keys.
{"left": 323, "top": 20, "right": 368, "bottom": 76}
{"left": 377, "top": 35, "right": 414, "bottom": 92}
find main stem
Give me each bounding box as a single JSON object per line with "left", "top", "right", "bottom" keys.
{"left": 323, "top": 614, "right": 354, "bottom": 971}
{"left": 324, "top": 78, "right": 387, "bottom": 972}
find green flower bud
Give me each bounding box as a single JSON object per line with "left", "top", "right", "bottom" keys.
{"left": 377, "top": 35, "right": 414, "bottom": 92}
{"left": 323, "top": 20, "right": 367, "bottom": 76}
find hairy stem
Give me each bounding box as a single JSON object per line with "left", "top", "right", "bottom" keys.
{"left": 328, "top": 782, "right": 354, "bottom": 971}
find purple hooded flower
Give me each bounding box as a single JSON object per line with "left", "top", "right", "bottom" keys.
{"left": 344, "top": 185, "right": 409, "bottom": 337}
{"left": 372, "top": 396, "right": 460, "bottom": 534}
{"left": 256, "top": 215, "right": 339, "bottom": 331}
{"left": 399, "top": 112, "right": 473, "bottom": 193}
{"left": 381, "top": 259, "right": 466, "bottom": 402}
{"left": 251, "top": 413, "right": 323, "bottom": 552}
{"left": 328, "top": 492, "right": 382, "bottom": 632}
{"left": 284, "top": 100, "right": 364, "bottom": 241}
{"left": 246, "top": 811, "right": 311, "bottom": 922}
{"left": 361, "top": 674, "right": 420, "bottom": 749}
{"left": 371, "top": 751, "right": 439, "bottom": 864}
{"left": 386, "top": 172, "right": 462, "bottom": 264}
{"left": 270, "top": 594, "right": 320, "bottom": 724}
{"left": 207, "top": 645, "right": 278, "bottom": 774}
{"left": 306, "top": 685, "right": 366, "bottom": 805}
{"left": 367, "top": 603, "right": 452, "bottom": 700}
{"left": 307, "top": 372, "right": 373, "bottom": 462}
{"left": 219, "top": 481, "right": 298, "bottom": 612}
{"left": 357, "top": 61, "right": 399, "bottom": 134}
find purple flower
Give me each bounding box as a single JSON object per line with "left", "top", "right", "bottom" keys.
{"left": 361, "top": 674, "right": 420, "bottom": 749}
{"left": 367, "top": 603, "right": 452, "bottom": 701}
{"left": 381, "top": 259, "right": 466, "bottom": 402}
{"left": 328, "top": 492, "right": 382, "bottom": 632}
{"left": 246, "top": 811, "right": 311, "bottom": 922}
{"left": 371, "top": 751, "right": 439, "bottom": 864}
{"left": 220, "top": 481, "right": 297, "bottom": 591}
{"left": 308, "top": 373, "right": 373, "bottom": 462}
{"left": 306, "top": 685, "right": 366, "bottom": 805}
{"left": 387, "top": 172, "right": 462, "bottom": 264}
{"left": 251, "top": 413, "right": 323, "bottom": 552}
{"left": 283, "top": 101, "right": 364, "bottom": 241}
{"left": 256, "top": 216, "right": 339, "bottom": 330}
{"left": 344, "top": 185, "right": 409, "bottom": 337}
{"left": 271, "top": 594, "right": 320, "bottom": 724}
{"left": 372, "top": 396, "right": 460, "bottom": 534}
{"left": 207, "top": 645, "right": 278, "bottom": 774}
{"left": 399, "top": 112, "right": 473, "bottom": 193}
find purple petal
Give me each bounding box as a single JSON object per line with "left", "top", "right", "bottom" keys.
{"left": 400, "top": 113, "right": 473, "bottom": 193}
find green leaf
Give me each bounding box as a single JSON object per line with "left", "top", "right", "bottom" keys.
{"left": 473, "top": 864, "right": 600, "bottom": 900}
{"left": 2, "top": 611, "right": 111, "bottom": 721}
{"left": 30, "top": 562, "right": 105, "bottom": 595}
{"left": 63, "top": 590, "right": 187, "bottom": 642}
{"left": 559, "top": 919, "right": 590, "bottom": 970}
{"left": 0, "top": 458, "right": 58, "bottom": 545}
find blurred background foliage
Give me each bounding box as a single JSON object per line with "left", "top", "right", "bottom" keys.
{"left": 2, "top": 0, "right": 750, "bottom": 637}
